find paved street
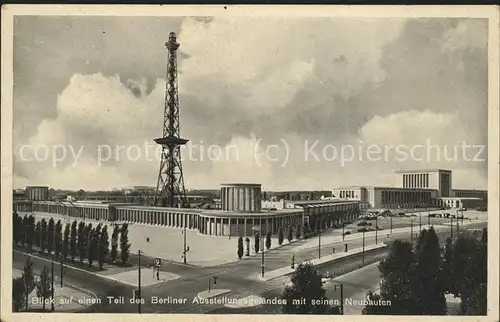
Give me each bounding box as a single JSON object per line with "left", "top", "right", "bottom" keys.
{"left": 12, "top": 219, "right": 486, "bottom": 314}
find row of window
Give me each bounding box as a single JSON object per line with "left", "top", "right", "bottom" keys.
{"left": 403, "top": 173, "right": 430, "bottom": 188}
{"left": 381, "top": 190, "right": 432, "bottom": 205}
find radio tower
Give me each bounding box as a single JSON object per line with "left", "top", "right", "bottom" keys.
{"left": 154, "top": 32, "right": 189, "bottom": 208}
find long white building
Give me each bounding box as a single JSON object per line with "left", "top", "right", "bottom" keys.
{"left": 332, "top": 169, "right": 487, "bottom": 210}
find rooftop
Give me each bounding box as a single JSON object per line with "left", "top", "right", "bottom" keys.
{"left": 289, "top": 200, "right": 359, "bottom": 205}
{"left": 394, "top": 169, "right": 451, "bottom": 173}
{"left": 334, "top": 186, "right": 436, "bottom": 191}
{"left": 199, "top": 208, "right": 302, "bottom": 218}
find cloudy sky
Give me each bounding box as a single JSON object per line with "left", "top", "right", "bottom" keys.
{"left": 13, "top": 16, "right": 488, "bottom": 191}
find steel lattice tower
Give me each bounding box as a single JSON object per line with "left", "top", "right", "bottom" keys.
{"left": 154, "top": 32, "right": 189, "bottom": 208}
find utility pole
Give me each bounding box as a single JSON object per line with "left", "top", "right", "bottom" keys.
{"left": 456, "top": 214, "right": 459, "bottom": 236}
{"left": 261, "top": 225, "right": 265, "bottom": 278}
{"left": 51, "top": 261, "right": 55, "bottom": 312}
{"left": 450, "top": 217, "right": 453, "bottom": 238}
{"left": 390, "top": 215, "right": 393, "bottom": 234}
{"left": 419, "top": 213, "right": 422, "bottom": 232}
{"left": 334, "top": 284, "right": 344, "bottom": 315}
{"left": 182, "top": 226, "right": 188, "bottom": 264}
{"left": 318, "top": 227, "right": 321, "bottom": 259}
{"left": 138, "top": 250, "right": 142, "bottom": 313}
{"left": 362, "top": 230, "right": 365, "bottom": 266}
{"left": 375, "top": 216, "right": 378, "bottom": 244}
{"left": 342, "top": 221, "right": 345, "bottom": 241}
{"left": 60, "top": 251, "right": 63, "bottom": 287}
{"left": 410, "top": 219, "right": 413, "bottom": 244}
{"left": 428, "top": 213, "right": 430, "bottom": 228}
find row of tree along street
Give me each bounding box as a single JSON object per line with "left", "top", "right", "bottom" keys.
{"left": 278, "top": 226, "right": 487, "bottom": 315}
{"left": 13, "top": 212, "right": 131, "bottom": 269}
{"left": 237, "top": 221, "right": 350, "bottom": 259}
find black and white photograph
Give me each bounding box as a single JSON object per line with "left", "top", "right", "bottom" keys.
{"left": 1, "top": 5, "right": 499, "bottom": 320}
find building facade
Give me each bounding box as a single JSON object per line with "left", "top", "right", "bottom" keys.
{"left": 333, "top": 169, "right": 486, "bottom": 210}
{"left": 14, "top": 183, "right": 360, "bottom": 237}
{"left": 25, "top": 186, "right": 49, "bottom": 201}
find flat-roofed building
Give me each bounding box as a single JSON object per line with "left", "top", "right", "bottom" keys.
{"left": 15, "top": 183, "right": 360, "bottom": 237}
{"left": 333, "top": 169, "right": 486, "bottom": 210}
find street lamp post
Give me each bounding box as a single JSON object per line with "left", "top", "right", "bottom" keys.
{"left": 375, "top": 216, "right": 378, "bottom": 245}
{"left": 51, "top": 260, "right": 55, "bottom": 312}
{"left": 362, "top": 230, "right": 365, "bottom": 266}
{"left": 419, "top": 213, "right": 422, "bottom": 232}
{"left": 60, "top": 251, "right": 63, "bottom": 287}
{"left": 342, "top": 220, "right": 345, "bottom": 241}
{"left": 410, "top": 219, "right": 413, "bottom": 244}
{"left": 318, "top": 227, "right": 321, "bottom": 259}
{"left": 450, "top": 217, "right": 453, "bottom": 238}
{"left": 390, "top": 215, "right": 393, "bottom": 234}
{"left": 261, "top": 225, "right": 265, "bottom": 278}
{"left": 334, "top": 283, "right": 344, "bottom": 315}
{"left": 181, "top": 226, "right": 189, "bottom": 264}
{"left": 138, "top": 250, "right": 142, "bottom": 313}
{"left": 428, "top": 213, "right": 430, "bottom": 228}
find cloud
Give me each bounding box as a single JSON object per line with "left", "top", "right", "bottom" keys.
{"left": 13, "top": 17, "right": 488, "bottom": 191}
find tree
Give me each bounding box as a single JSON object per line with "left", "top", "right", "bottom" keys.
{"left": 413, "top": 227, "right": 446, "bottom": 314}
{"left": 54, "top": 220, "right": 63, "bottom": 257}
{"left": 21, "top": 214, "right": 28, "bottom": 246}
{"left": 40, "top": 219, "right": 48, "bottom": 253}
{"left": 22, "top": 258, "right": 35, "bottom": 312}
{"left": 254, "top": 233, "right": 260, "bottom": 253}
{"left": 362, "top": 291, "right": 387, "bottom": 315}
{"left": 266, "top": 231, "right": 272, "bottom": 250}
{"left": 303, "top": 224, "right": 311, "bottom": 239}
{"left": 47, "top": 218, "right": 55, "bottom": 254}
{"left": 441, "top": 237, "right": 454, "bottom": 293}
{"left": 95, "top": 224, "right": 102, "bottom": 239}
{"left": 281, "top": 262, "right": 336, "bottom": 314}
{"left": 36, "top": 266, "right": 53, "bottom": 312}
{"left": 62, "top": 222, "right": 70, "bottom": 260}
{"left": 12, "top": 277, "right": 26, "bottom": 312}
{"left": 237, "top": 236, "right": 244, "bottom": 259}
{"left": 34, "top": 221, "right": 41, "bottom": 248}
{"left": 87, "top": 227, "right": 97, "bottom": 267}
{"left": 98, "top": 226, "right": 109, "bottom": 270}
{"left": 295, "top": 223, "right": 301, "bottom": 240}
{"left": 110, "top": 225, "right": 119, "bottom": 263}
{"left": 13, "top": 212, "right": 20, "bottom": 245}
{"left": 26, "top": 215, "right": 35, "bottom": 252}
{"left": 70, "top": 220, "right": 77, "bottom": 261}
{"left": 77, "top": 221, "right": 85, "bottom": 263}
{"left": 120, "top": 223, "right": 131, "bottom": 265}
{"left": 245, "top": 237, "right": 250, "bottom": 256}
{"left": 373, "top": 240, "right": 419, "bottom": 314}
{"left": 278, "top": 228, "right": 284, "bottom": 245}
{"left": 452, "top": 233, "right": 487, "bottom": 315}
{"left": 288, "top": 226, "right": 293, "bottom": 242}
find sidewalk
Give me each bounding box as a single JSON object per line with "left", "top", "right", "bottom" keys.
{"left": 254, "top": 243, "right": 387, "bottom": 281}
{"left": 291, "top": 219, "right": 485, "bottom": 252}
{"left": 13, "top": 268, "right": 97, "bottom": 312}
